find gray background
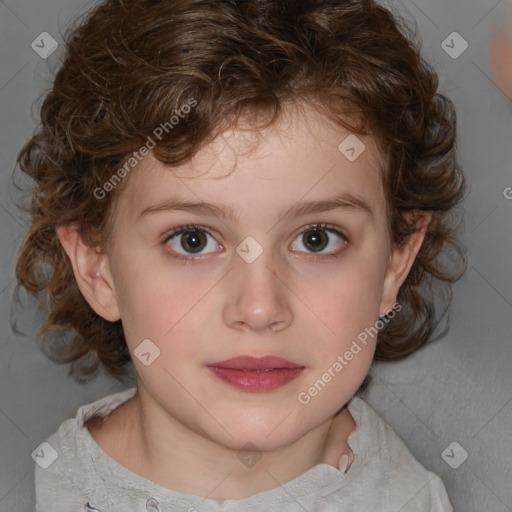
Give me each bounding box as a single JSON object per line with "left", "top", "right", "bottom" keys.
{"left": 1, "top": 0, "right": 512, "bottom": 510}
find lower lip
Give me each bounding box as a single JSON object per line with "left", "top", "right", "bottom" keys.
{"left": 207, "top": 367, "right": 304, "bottom": 392}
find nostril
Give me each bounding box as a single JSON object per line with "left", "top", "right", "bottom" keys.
{"left": 233, "top": 321, "right": 250, "bottom": 332}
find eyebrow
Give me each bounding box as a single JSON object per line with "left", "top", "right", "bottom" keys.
{"left": 138, "top": 192, "right": 373, "bottom": 222}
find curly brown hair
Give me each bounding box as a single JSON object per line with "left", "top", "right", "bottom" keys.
{"left": 14, "top": 0, "right": 466, "bottom": 384}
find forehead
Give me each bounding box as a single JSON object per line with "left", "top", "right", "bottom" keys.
{"left": 116, "top": 107, "right": 386, "bottom": 227}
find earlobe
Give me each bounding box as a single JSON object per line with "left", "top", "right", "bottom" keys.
{"left": 379, "top": 211, "right": 432, "bottom": 316}
{"left": 56, "top": 224, "right": 121, "bottom": 322}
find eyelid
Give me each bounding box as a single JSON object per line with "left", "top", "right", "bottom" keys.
{"left": 291, "top": 222, "right": 348, "bottom": 243}
{"left": 288, "top": 222, "right": 348, "bottom": 260}
{"left": 161, "top": 224, "right": 223, "bottom": 264}
{"left": 162, "top": 222, "right": 348, "bottom": 261}
{"left": 161, "top": 223, "right": 222, "bottom": 244}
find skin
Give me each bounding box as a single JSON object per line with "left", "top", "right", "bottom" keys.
{"left": 491, "top": 14, "right": 512, "bottom": 101}
{"left": 57, "top": 106, "right": 431, "bottom": 500}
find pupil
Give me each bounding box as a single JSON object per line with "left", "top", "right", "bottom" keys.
{"left": 304, "top": 229, "right": 327, "bottom": 252}
{"left": 182, "top": 230, "right": 205, "bottom": 253}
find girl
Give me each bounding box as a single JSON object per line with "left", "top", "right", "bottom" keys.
{"left": 16, "top": 0, "right": 465, "bottom": 510}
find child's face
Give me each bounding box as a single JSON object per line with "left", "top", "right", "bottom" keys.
{"left": 96, "top": 107, "right": 416, "bottom": 451}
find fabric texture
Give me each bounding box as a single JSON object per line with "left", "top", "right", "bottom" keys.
{"left": 35, "top": 387, "right": 454, "bottom": 511}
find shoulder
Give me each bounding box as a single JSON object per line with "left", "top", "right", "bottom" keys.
{"left": 34, "top": 387, "right": 137, "bottom": 512}
{"left": 343, "top": 396, "right": 453, "bottom": 511}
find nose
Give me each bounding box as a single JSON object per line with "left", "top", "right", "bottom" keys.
{"left": 222, "top": 245, "right": 293, "bottom": 334}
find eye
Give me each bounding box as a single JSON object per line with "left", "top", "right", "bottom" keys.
{"left": 290, "top": 223, "right": 347, "bottom": 258}
{"left": 163, "top": 224, "right": 222, "bottom": 260}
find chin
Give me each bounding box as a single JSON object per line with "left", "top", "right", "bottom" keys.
{"left": 225, "top": 435, "right": 294, "bottom": 454}
{"left": 212, "top": 420, "right": 304, "bottom": 454}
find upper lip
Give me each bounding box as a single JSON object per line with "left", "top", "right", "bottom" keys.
{"left": 207, "top": 356, "right": 304, "bottom": 370}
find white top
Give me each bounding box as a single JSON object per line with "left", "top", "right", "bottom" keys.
{"left": 34, "top": 387, "right": 454, "bottom": 511}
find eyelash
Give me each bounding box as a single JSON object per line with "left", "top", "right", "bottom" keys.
{"left": 161, "top": 223, "right": 348, "bottom": 264}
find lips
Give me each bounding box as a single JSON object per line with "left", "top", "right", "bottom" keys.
{"left": 206, "top": 356, "right": 305, "bottom": 392}
{"left": 207, "top": 355, "right": 303, "bottom": 371}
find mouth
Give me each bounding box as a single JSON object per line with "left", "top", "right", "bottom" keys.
{"left": 207, "top": 355, "right": 303, "bottom": 370}
{"left": 206, "top": 355, "right": 305, "bottom": 392}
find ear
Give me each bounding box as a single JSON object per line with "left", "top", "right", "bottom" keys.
{"left": 56, "top": 224, "right": 121, "bottom": 322}
{"left": 379, "top": 210, "right": 432, "bottom": 316}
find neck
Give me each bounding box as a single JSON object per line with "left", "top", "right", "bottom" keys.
{"left": 92, "top": 382, "right": 356, "bottom": 500}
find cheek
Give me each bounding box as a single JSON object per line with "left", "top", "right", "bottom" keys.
{"left": 115, "top": 272, "right": 207, "bottom": 387}
{"left": 293, "top": 249, "right": 387, "bottom": 330}
{"left": 111, "top": 243, "right": 208, "bottom": 328}
{"left": 294, "top": 263, "right": 382, "bottom": 411}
